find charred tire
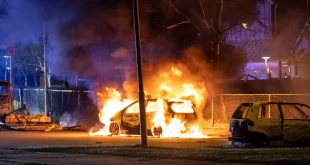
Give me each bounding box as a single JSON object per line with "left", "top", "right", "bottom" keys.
{"left": 231, "top": 141, "right": 238, "bottom": 147}
{"left": 231, "top": 141, "right": 252, "bottom": 148}
{"left": 152, "top": 126, "right": 163, "bottom": 137}
{"left": 109, "top": 122, "right": 120, "bottom": 135}
{"left": 250, "top": 134, "right": 269, "bottom": 147}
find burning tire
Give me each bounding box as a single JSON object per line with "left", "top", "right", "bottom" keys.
{"left": 152, "top": 126, "right": 162, "bottom": 137}
{"left": 109, "top": 122, "right": 120, "bottom": 135}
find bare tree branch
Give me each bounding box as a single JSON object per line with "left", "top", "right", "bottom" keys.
{"left": 199, "top": 0, "right": 217, "bottom": 33}
{"left": 168, "top": 0, "right": 190, "bottom": 21}
{"left": 164, "top": 0, "right": 201, "bottom": 32}
{"left": 27, "top": 64, "right": 42, "bottom": 68}
{"left": 202, "top": 20, "right": 217, "bottom": 33}
{"left": 218, "top": 0, "right": 224, "bottom": 30}
{"left": 141, "top": 26, "right": 166, "bottom": 44}
{"left": 199, "top": 0, "right": 206, "bottom": 19}
{"left": 166, "top": 20, "right": 191, "bottom": 29}
{"left": 220, "top": 23, "right": 241, "bottom": 35}
{"left": 36, "top": 56, "right": 44, "bottom": 68}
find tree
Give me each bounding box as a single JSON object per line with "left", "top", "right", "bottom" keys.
{"left": 140, "top": 0, "right": 266, "bottom": 77}
{"left": 14, "top": 42, "right": 44, "bottom": 87}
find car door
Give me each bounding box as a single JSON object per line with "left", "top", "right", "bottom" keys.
{"left": 280, "top": 103, "right": 310, "bottom": 142}
{"left": 251, "top": 103, "right": 282, "bottom": 141}
{"left": 145, "top": 100, "right": 159, "bottom": 129}
{"left": 121, "top": 101, "right": 140, "bottom": 132}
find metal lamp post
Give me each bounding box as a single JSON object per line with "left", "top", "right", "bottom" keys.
{"left": 262, "top": 57, "right": 270, "bottom": 79}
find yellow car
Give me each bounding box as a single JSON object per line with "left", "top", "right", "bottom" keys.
{"left": 229, "top": 102, "right": 310, "bottom": 147}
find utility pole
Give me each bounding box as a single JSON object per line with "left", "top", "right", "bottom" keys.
{"left": 307, "top": 0, "right": 310, "bottom": 57}
{"left": 132, "top": 0, "right": 147, "bottom": 147}
{"left": 9, "top": 56, "right": 12, "bottom": 85}
{"left": 43, "top": 24, "right": 49, "bottom": 116}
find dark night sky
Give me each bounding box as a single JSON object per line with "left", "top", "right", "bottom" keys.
{"left": 0, "top": 0, "right": 308, "bottom": 88}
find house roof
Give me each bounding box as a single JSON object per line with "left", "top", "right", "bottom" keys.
{"left": 228, "top": 39, "right": 292, "bottom": 62}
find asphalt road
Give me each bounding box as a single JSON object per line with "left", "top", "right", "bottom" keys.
{"left": 0, "top": 131, "right": 229, "bottom": 148}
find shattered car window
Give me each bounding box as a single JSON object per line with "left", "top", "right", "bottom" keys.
{"left": 170, "top": 101, "right": 194, "bottom": 113}
{"left": 281, "top": 104, "right": 309, "bottom": 120}
{"left": 233, "top": 103, "right": 252, "bottom": 119}
{"left": 146, "top": 101, "right": 158, "bottom": 112}
{"left": 294, "top": 104, "right": 310, "bottom": 116}
{"left": 258, "top": 104, "right": 280, "bottom": 119}
{"left": 126, "top": 102, "right": 139, "bottom": 114}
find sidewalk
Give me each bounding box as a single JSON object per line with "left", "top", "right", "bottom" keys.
{"left": 0, "top": 149, "right": 256, "bottom": 165}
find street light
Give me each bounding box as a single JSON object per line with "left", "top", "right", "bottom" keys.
{"left": 4, "top": 56, "right": 12, "bottom": 84}
{"left": 262, "top": 56, "right": 270, "bottom": 79}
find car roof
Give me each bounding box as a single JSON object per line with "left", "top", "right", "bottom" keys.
{"left": 145, "top": 98, "right": 192, "bottom": 103}
{"left": 122, "top": 98, "right": 195, "bottom": 110}
{"left": 240, "top": 101, "right": 310, "bottom": 107}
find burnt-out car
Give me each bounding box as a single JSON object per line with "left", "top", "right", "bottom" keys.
{"left": 229, "top": 102, "right": 310, "bottom": 147}
{"left": 108, "top": 99, "right": 198, "bottom": 136}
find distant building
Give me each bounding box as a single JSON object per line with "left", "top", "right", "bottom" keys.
{"left": 226, "top": 0, "right": 309, "bottom": 79}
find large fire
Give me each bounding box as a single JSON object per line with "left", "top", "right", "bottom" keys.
{"left": 89, "top": 66, "right": 208, "bottom": 138}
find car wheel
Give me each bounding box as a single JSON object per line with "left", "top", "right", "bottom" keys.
{"left": 152, "top": 126, "right": 162, "bottom": 137}
{"left": 231, "top": 141, "right": 238, "bottom": 147}
{"left": 109, "top": 122, "right": 120, "bottom": 135}
{"left": 251, "top": 134, "right": 269, "bottom": 147}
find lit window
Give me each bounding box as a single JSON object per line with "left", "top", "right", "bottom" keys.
{"left": 242, "top": 23, "right": 247, "bottom": 29}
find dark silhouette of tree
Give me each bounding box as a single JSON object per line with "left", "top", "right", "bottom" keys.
{"left": 14, "top": 42, "right": 44, "bottom": 87}
{"left": 140, "top": 0, "right": 266, "bottom": 77}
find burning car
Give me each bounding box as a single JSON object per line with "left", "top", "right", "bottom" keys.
{"left": 107, "top": 99, "right": 198, "bottom": 137}
{"left": 90, "top": 96, "right": 205, "bottom": 137}
{"left": 229, "top": 102, "right": 310, "bottom": 147}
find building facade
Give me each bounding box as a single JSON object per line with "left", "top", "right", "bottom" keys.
{"left": 226, "top": 0, "right": 306, "bottom": 80}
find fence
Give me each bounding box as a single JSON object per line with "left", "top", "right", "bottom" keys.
{"left": 11, "top": 89, "right": 310, "bottom": 128}
{"left": 12, "top": 88, "right": 99, "bottom": 125}
{"left": 204, "top": 94, "right": 310, "bottom": 128}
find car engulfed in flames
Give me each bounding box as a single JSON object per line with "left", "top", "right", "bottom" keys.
{"left": 89, "top": 66, "right": 208, "bottom": 138}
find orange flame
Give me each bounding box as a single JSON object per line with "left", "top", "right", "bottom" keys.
{"left": 90, "top": 66, "right": 208, "bottom": 138}
{"left": 90, "top": 87, "right": 132, "bottom": 136}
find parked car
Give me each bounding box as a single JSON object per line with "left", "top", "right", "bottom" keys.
{"left": 229, "top": 102, "right": 310, "bottom": 147}
{"left": 108, "top": 99, "right": 198, "bottom": 136}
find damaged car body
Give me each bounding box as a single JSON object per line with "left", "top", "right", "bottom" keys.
{"left": 229, "top": 102, "right": 310, "bottom": 147}
{"left": 108, "top": 99, "right": 198, "bottom": 136}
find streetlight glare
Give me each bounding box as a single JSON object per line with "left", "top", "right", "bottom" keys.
{"left": 262, "top": 56, "right": 270, "bottom": 79}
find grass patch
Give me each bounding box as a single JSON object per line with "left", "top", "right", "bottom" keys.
{"left": 23, "top": 146, "right": 310, "bottom": 164}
